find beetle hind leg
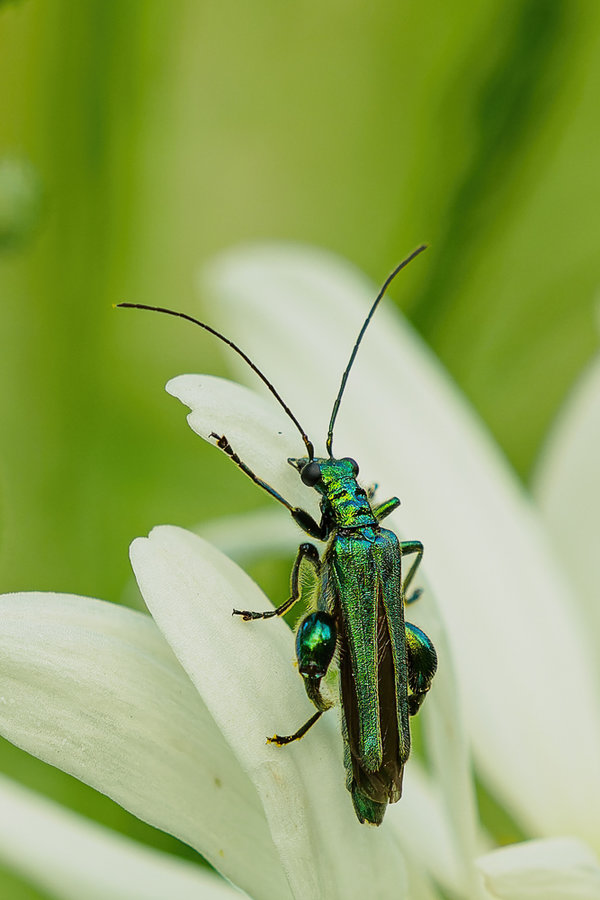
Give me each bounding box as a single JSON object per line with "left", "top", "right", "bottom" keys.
{"left": 266, "top": 608, "right": 337, "bottom": 746}
{"left": 267, "top": 710, "right": 324, "bottom": 746}
{"left": 405, "top": 621, "right": 437, "bottom": 715}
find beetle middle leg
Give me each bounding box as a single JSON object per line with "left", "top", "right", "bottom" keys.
{"left": 399, "top": 539, "right": 424, "bottom": 603}
{"left": 232, "top": 542, "right": 320, "bottom": 621}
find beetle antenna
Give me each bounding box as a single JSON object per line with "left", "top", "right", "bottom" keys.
{"left": 116, "top": 302, "right": 315, "bottom": 459}
{"left": 325, "top": 244, "right": 427, "bottom": 457}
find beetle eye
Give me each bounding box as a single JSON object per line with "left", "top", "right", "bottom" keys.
{"left": 301, "top": 461, "right": 322, "bottom": 487}
{"left": 345, "top": 457, "right": 359, "bottom": 476}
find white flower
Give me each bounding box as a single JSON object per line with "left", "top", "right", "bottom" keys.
{"left": 191, "top": 242, "right": 600, "bottom": 846}
{"left": 477, "top": 837, "right": 600, "bottom": 900}
{"left": 1, "top": 244, "right": 599, "bottom": 899}
{"left": 0, "top": 774, "right": 237, "bottom": 900}
{"left": 0, "top": 530, "right": 469, "bottom": 899}
{"left": 534, "top": 351, "right": 600, "bottom": 646}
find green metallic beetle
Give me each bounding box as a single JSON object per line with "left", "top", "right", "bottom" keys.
{"left": 118, "top": 244, "right": 437, "bottom": 825}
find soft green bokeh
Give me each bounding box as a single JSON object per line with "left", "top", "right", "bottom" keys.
{"left": 1, "top": 1, "right": 599, "bottom": 896}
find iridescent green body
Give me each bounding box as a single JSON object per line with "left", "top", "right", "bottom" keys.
{"left": 296, "top": 457, "right": 412, "bottom": 824}
{"left": 230, "top": 449, "right": 435, "bottom": 825}
{"left": 119, "top": 245, "right": 436, "bottom": 825}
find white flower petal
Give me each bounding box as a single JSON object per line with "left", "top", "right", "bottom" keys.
{"left": 130, "top": 525, "right": 410, "bottom": 900}
{"left": 0, "top": 592, "right": 287, "bottom": 900}
{"left": 534, "top": 353, "right": 600, "bottom": 648}
{"left": 0, "top": 774, "right": 240, "bottom": 900}
{"left": 403, "top": 577, "right": 484, "bottom": 896}
{"left": 476, "top": 837, "right": 600, "bottom": 899}
{"left": 167, "top": 374, "right": 320, "bottom": 518}
{"left": 200, "top": 244, "right": 600, "bottom": 844}
{"left": 198, "top": 507, "right": 299, "bottom": 562}
{"left": 388, "top": 762, "right": 476, "bottom": 898}
{"left": 403, "top": 853, "right": 447, "bottom": 900}
{"left": 199, "top": 508, "right": 477, "bottom": 895}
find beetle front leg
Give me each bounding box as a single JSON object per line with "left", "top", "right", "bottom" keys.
{"left": 405, "top": 621, "right": 437, "bottom": 715}
{"left": 372, "top": 495, "right": 400, "bottom": 521}
{"left": 232, "top": 542, "right": 320, "bottom": 621}
{"left": 210, "top": 432, "right": 329, "bottom": 541}
{"left": 290, "top": 507, "right": 329, "bottom": 541}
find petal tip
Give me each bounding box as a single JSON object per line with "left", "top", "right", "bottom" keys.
{"left": 165, "top": 373, "right": 192, "bottom": 402}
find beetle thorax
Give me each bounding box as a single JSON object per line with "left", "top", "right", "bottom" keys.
{"left": 292, "top": 456, "right": 377, "bottom": 529}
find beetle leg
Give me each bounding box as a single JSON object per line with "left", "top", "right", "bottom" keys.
{"left": 372, "top": 495, "right": 400, "bottom": 521}
{"left": 210, "top": 432, "right": 328, "bottom": 539}
{"left": 267, "top": 607, "right": 336, "bottom": 744}
{"left": 210, "top": 432, "right": 295, "bottom": 508}
{"left": 399, "top": 539, "right": 424, "bottom": 600}
{"left": 290, "top": 507, "right": 329, "bottom": 540}
{"left": 365, "top": 482, "right": 379, "bottom": 500}
{"left": 405, "top": 621, "right": 437, "bottom": 715}
{"left": 267, "top": 710, "right": 324, "bottom": 746}
{"left": 232, "top": 542, "right": 320, "bottom": 621}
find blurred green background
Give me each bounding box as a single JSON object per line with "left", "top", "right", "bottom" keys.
{"left": 1, "top": 0, "right": 599, "bottom": 895}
